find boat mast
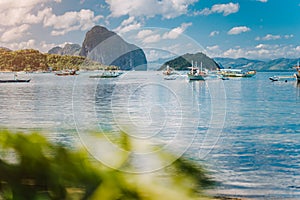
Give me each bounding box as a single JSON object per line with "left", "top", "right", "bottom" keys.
{"left": 200, "top": 62, "right": 203, "bottom": 72}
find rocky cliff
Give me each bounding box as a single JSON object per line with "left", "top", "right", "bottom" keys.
{"left": 79, "top": 26, "right": 147, "bottom": 70}
{"left": 48, "top": 43, "right": 81, "bottom": 56}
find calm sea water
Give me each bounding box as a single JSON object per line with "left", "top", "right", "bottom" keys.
{"left": 0, "top": 71, "right": 299, "bottom": 199}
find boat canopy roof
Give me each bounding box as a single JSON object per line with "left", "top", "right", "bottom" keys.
{"left": 220, "top": 68, "right": 245, "bottom": 72}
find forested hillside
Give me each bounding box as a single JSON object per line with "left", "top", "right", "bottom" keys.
{"left": 0, "top": 48, "right": 88, "bottom": 72}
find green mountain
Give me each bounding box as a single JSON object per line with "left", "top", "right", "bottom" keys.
{"left": 0, "top": 48, "right": 87, "bottom": 72}
{"left": 159, "top": 52, "right": 220, "bottom": 71}
{"left": 214, "top": 57, "right": 299, "bottom": 71}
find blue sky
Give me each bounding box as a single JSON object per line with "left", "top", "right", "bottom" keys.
{"left": 0, "top": 0, "right": 299, "bottom": 60}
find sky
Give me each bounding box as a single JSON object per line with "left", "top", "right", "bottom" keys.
{"left": 0, "top": 0, "right": 300, "bottom": 60}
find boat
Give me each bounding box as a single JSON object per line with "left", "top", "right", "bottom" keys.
{"left": 218, "top": 69, "right": 256, "bottom": 78}
{"left": 187, "top": 61, "right": 208, "bottom": 81}
{"left": 269, "top": 75, "right": 295, "bottom": 82}
{"left": 269, "top": 76, "right": 279, "bottom": 81}
{"left": 0, "top": 74, "right": 30, "bottom": 83}
{"left": 163, "top": 65, "right": 176, "bottom": 75}
{"left": 220, "top": 76, "right": 230, "bottom": 80}
{"left": 269, "top": 61, "right": 300, "bottom": 82}
{"left": 0, "top": 79, "right": 30, "bottom": 83}
{"left": 55, "top": 69, "right": 78, "bottom": 76}
{"left": 89, "top": 71, "right": 121, "bottom": 78}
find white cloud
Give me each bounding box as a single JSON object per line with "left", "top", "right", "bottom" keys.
{"left": 195, "top": 2, "right": 239, "bottom": 16}
{"left": 133, "top": 22, "right": 192, "bottom": 44}
{"left": 207, "top": 45, "right": 220, "bottom": 51}
{"left": 215, "top": 44, "right": 300, "bottom": 60}
{"left": 163, "top": 22, "right": 192, "bottom": 39}
{"left": 0, "top": 0, "right": 59, "bottom": 26}
{"left": 284, "top": 34, "right": 294, "bottom": 39}
{"left": 256, "top": 34, "right": 294, "bottom": 41}
{"left": 137, "top": 30, "right": 155, "bottom": 39}
{"left": 255, "top": 44, "right": 270, "bottom": 49}
{"left": 105, "top": 0, "right": 198, "bottom": 19}
{"left": 135, "top": 29, "right": 161, "bottom": 44}
{"left": 257, "top": 0, "right": 268, "bottom": 2}
{"left": 142, "top": 34, "right": 161, "bottom": 44}
{"left": 43, "top": 9, "right": 103, "bottom": 36}
{"left": 228, "top": 26, "right": 250, "bottom": 35}
{"left": 114, "top": 16, "right": 142, "bottom": 35}
{"left": 209, "top": 31, "right": 219, "bottom": 37}
{"left": 256, "top": 34, "right": 281, "bottom": 41}
{"left": 0, "top": 24, "right": 30, "bottom": 42}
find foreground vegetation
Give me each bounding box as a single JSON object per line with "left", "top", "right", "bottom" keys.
{"left": 0, "top": 130, "right": 215, "bottom": 200}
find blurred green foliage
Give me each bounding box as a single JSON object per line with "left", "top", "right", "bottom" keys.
{"left": 0, "top": 130, "right": 214, "bottom": 200}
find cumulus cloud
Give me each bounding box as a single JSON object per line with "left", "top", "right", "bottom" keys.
{"left": 284, "top": 34, "right": 294, "bottom": 39}
{"left": 255, "top": 34, "right": 281, "bottom": 41}
{"left": 209, "top": 31, "right": 219, "bottom": 37}
{"left": 114, "top": 16, "right": 142, "bottom": 35}
{"left": 0, "top": 24, "right": 30, "bottom": 42}
{"left": 162, "top": 22, "right": 192, "bottom": 39}
{"left": 137, "top": 30, "right": 155, "bottom": 39}
{"left": 105, "top": 0, "right": 198, "bottom": 19}
{"left": 228, "top": 26, "right": 250, "bottom": 35}
{"left": 209, "top": 44, "right": 300, "bottom": 60}
{"left": 43, "top": 9, "right": 103, "bottom": 36}
{"left": 0, "top": 39, "right": 57, "bottom": 52}
{"left": 256, "top": 34, "right": 294, "bottom": 41}
{"left": 0, "top": 0, "right": 58, "bottom": 26}
{"left": 195, "top": 2, "right": 239, "bottom": 16}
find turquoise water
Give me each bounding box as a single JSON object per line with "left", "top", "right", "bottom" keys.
{"left": 0, "top": 71, "right": 299, "bottom": 199}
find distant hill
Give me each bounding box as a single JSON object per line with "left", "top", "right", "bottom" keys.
{"left": 79, "top": 26, "right": 147, "bottom": 70}
{"left": 214, "top": 57, "right": 299, "bottom": 71}
{"left": 0, "top": 48, "right": 87, "bottom": 72}
{"left": 159, "top": 52, "right": 220, "bottom": 71}
{"left": 0, "top": 47, "right": 12, "bottom": 52}
{"left": 48, "top": 43, "right": 81, "bottom": 56}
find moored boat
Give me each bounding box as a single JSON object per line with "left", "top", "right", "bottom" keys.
{"left": 55, "top": 69, "right": 78, "bottom": 76}
{"left": 163, "top": 65, "right": 176, "bottom": 75}
{"left": 0, "top": 74, "right": 30, "bottom": 83}
{"left": 89, "top": 70, "right": 121, "bottom": 78}
{"left": 187, "top": 61, "right": 207, "bottom": 81}
{"left": 0, "top": 79, "right": 30, "bottom": 83}
{"left": 218, "top": 69, "right": 256, "bottom": 78}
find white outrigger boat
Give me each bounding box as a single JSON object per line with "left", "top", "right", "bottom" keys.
{"left": 269, "top": 61, "right": 300, "bottom": 82}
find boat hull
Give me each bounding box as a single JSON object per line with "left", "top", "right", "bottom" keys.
{"left": 188, "top": 74, "right": 205, "bottom": 81}
{"left": 0, "top": 79, "right": 31, "bottom": 83}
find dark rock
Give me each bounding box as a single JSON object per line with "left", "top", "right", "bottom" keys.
{"left": 48, "top": 46, "right": 63, "bottom": 55}
{"left": 48, "top": 44, "right": 81, "bottom": 56}
{"left": 79, "top": 26, "right": 147, "bottom": 70}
